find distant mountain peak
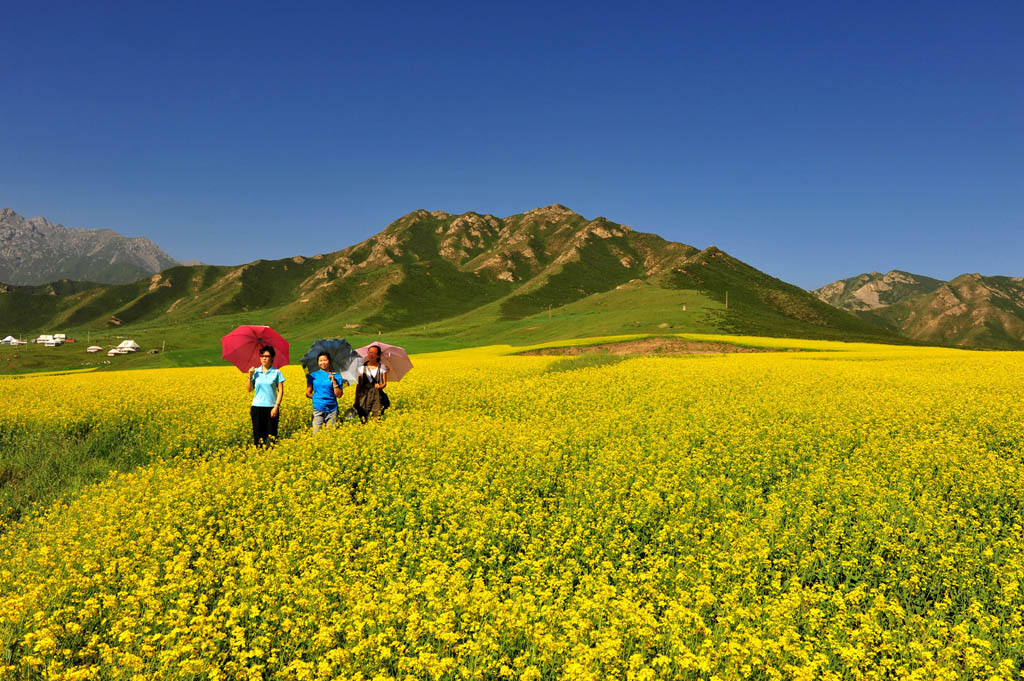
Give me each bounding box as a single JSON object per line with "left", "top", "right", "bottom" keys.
{"left": 523, "top": 204, "right": 579, "bottom": 219}
{"left": 0, "top": 208, "right": 183, "bottom": 285}
{"left": 812, "top": 270, "right": 944, "bottom": 311}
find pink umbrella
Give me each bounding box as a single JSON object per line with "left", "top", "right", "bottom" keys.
{"left": 356, "top": 342, "right": 413, "bottom": 382}
{"left": 221, "top": 325, "right": 290, "bottom": 372}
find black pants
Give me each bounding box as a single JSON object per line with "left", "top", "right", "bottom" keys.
{"left": 250, "top": 406, "right": 279, "bottom": 446}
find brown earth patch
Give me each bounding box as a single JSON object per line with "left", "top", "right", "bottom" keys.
{"left": 518, "top": 337, "right": 799, "bottom": 356}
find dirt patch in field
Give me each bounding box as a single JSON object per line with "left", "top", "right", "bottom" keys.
{"left": 518, "top": 337, "right": 800, "bottom": 356}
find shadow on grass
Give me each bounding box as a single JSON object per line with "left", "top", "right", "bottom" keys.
{"left": 0, "top": 419, "right": 152, "bottom": 530}
{"left": 543, "top": 353, "right": 627, "bottom": 374}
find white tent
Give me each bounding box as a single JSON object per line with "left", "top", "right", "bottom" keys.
{"left": 36, "top": 334, "right": 54, "bottom": 344}
{"left": 117, "top": 339, "right": 140, "bottom": 351}
{"left": 107, "top": 348, "right": 121, "bottom": 356}
{"left": 87, "top": 345, "right": 103, "bottom": 353}
{"left": 1, "top": 336, "right": 15, "bottom": 344}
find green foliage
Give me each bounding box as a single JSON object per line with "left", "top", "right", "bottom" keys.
{"left": 65, "top": 282, "right": 149, "bottom": 326}
{"left": 543, "top": 353, "right": 626, "bottom": 374}
{"left": 0, "top": 292, "right": 66, "bottom": 332}
{"left": 665, "top": 249, "right": 907, "bottom": 343}
{"left": 231, "top": 259, "right": 320, "bottom": 311}
{"left": 365, "top": 262, "right": 513, "bottom": 329}
{"left": 0, "top": 418, "right": 152, "bottom": 528}
{"left": 500, "top": 239, "right": 642, "bottom": 320}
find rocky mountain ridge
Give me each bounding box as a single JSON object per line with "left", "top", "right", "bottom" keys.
{"left": 814, "top": 270, "right": 1024, "bottom": 349}
{"left": 0, "top": 208, "right": 182, "bottom": 285}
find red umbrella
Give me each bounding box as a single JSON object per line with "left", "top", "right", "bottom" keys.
{"left": 221, "top": 325, "right": 290, "bottom": 372}
{"left": 356, "top": 342, "right": 413, "bottom": 381}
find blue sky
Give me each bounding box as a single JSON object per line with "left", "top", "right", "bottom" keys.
{"left": 2, "top": 1, "right": 1021, "bottom": 289}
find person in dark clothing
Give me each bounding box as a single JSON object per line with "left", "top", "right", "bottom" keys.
{"left": 354, "top": 344, "right": 388, "bottom": 422}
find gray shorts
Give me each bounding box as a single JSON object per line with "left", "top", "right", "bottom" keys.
{"left": 312, "top": 408, "right": 338, "bottom": 433}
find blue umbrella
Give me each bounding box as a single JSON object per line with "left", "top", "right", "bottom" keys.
{"left": 299, "top": 338, "right": 363, "bottom": 385}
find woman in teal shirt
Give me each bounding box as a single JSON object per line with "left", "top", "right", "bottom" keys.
{"left": 247, "top": 345, "right": 285, "bottom": 446}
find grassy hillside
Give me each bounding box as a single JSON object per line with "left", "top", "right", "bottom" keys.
{"left": 1, "top": 206, "right": 910, "bottom": 374}
{"left": 663, "top": 247, "right": 909, "bottom": 344}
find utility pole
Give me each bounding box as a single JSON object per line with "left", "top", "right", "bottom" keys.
{"left": 725, "top": 291, "right": 729, "bottom": 309}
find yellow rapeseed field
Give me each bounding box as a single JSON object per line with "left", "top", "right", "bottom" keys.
{"left": 2, "top": 337, "right": 1023, "bottom": 680}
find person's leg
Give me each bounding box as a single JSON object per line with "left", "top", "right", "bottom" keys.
{"left": 312, "top": 409, "right": 325, "bottom": 434}
{"left": 323, "top": 409, "right": 338, "bottom": 429}
{"left": 251, "top": 406, "right": 264, "bottom": 446}
{"left": 268, "top": 409, "right": 280, "bottom": 442}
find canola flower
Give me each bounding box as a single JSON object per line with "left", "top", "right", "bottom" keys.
{"left": 1, "top": 339, "right": 1023, "bottom": 679}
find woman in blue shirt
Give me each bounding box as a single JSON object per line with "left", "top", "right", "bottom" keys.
{"left": 305, "top": 351, "right": 343, "bottom": 432}
{"left": 247, "top": 345, "right": 285, "bottom": 446}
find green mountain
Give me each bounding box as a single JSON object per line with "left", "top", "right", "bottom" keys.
{"left": 1, "top": 206, "right": 903, "bottom": 367}
{"left": 813, "top": 270, "right": 1024, "bottom": 349}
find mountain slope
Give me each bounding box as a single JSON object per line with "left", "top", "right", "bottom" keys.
{"left": 0, "top": 208, "right": 182, "bottom": 285}
{"left": 874, "top": 274, "right": 1024, "bottom": 349}
{"left": 814, "top": 270, "right": 1024, "bottom": 349}
{"left": 663, "top": 248, "right": 905, "bottom": 342}
{"left": 813, "top": 270, "right": 944, "bottom": 310}
{"left": 1, "top": 206, "right": 903, "bottom": 349}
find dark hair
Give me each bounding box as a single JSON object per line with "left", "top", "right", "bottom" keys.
{"left": 259, "top": 345, "right": 276, "bottom": 365}
{"left": 317, "top": 351, "right": 331, "bottom": 362}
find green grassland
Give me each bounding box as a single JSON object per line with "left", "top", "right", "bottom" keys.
{"left": 1, "top": 271, "right": 906, "bottom": 375}
{"left": 0, "top": 282, "right": 722, "bottom": 374}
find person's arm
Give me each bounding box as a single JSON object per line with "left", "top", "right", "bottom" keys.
{"left": 247, "top": 367, "right": 256, "bottom": 392}
{"left": 305, "top": 379, "right": 314, "bottom": 400}
{"left": 271, "top": 380, "right": 284, "bottom": 418}
{"left": 376, "top": 368, "right": 387, "bottom": 390}
{"left": 331, "top": 373, "right": 343, "bottom": 397}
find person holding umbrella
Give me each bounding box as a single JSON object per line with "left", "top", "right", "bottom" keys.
{"left": 248, "top": 345, "right": 285, "bottom": 446}
{"left": 354, "top": 344, "right": 388, "bottom": 422}
{"left": 305, "top": 351, "right": 343, "bottom": 432}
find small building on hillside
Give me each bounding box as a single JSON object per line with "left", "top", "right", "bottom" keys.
{"left": 87, "top": 345, "right": 103, "bottom": 353}
{"left": 117, "top": 340, "right": 141, "bottom": 352}
{"left": 1, "top": 336, "right": 15, "bottom": 345}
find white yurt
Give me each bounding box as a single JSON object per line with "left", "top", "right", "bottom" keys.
{"left": 1, "top": 335, "right": 15, "bottom": 344}
{"left": 117, "top": 339, "right": 141, "bottom": 351}
{"left": 87, "top": 345, "right": 103, "bottom": 353}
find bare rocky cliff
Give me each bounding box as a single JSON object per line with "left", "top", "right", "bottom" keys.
{"left": 0, "top": 208, "right": 181, "bottom": 285}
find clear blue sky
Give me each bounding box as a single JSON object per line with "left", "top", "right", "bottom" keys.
{"left": 2, "top": 1, "right": 1021, "bottom": 289}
